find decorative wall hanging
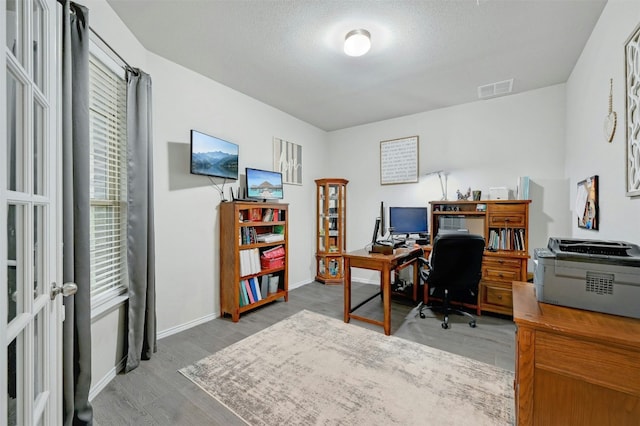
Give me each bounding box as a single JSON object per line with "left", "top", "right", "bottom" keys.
{"left": 273, "top": 137, "right": 302, "bottom": 185}
{"left": 575, "top": 175, "right": 599, "bottom": 230}
{"left": 625, "top": 24, "right": 640, "bottom": 196}
{"left": 379, "top": 136, "right": 419, "bottom": 185}
{"left": 604, "top": 78, "right": 616, "bottom": 143}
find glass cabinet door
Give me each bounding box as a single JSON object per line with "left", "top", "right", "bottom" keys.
{"left": 315, "top": 179, "right": 348, "bottom": 284}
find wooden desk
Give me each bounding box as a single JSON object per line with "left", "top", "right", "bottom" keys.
{"left": 513, "top": 281, "right": 640, "bottom": 425}
{"left": 343, "top": 246, "right": 422, "bottom": 335}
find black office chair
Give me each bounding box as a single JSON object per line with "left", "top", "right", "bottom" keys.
{"left": 417, "top": 233, "right": 485, "bottom": 329}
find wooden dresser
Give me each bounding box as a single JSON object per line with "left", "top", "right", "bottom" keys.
{"left": 513, "top": 281, "right": 640, "bottom": 425}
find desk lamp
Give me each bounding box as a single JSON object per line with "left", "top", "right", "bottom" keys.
{"left": 424, "top": 170, "right": 448, "bottom": 200}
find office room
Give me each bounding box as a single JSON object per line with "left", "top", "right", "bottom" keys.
{"left": 3, "top": 0, "right": 640, "bottom": 424}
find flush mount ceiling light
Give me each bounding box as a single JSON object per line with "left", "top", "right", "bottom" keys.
{"left": 344, "top": 29, "right": 371, "bottom": 57}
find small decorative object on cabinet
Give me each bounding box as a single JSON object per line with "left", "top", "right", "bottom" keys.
{"left": 315, "top": 178, "right": 348, "bottom": 284}
{"left": 429, "top": 199, "right": 530, "bottom": 315}
{"left": 220, "top": 201, "right": 288, "bottom": 321}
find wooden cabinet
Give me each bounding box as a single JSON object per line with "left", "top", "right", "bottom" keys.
{"left": 219, "top": 201, "right": 288, "bottom": 322}
{"left": 429, "top": 200, "right": 530, "bottom": 315}
{"left": 315, "top": 178, "right": 348, "bottom": 284}
{"left": 513, "top": 281, "right": 640, "bottom": 425}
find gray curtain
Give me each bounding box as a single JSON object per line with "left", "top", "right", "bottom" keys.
{"left": 60, "top": 1, "right": 93, "bottom": 425}
{"left": 124, "top": 69, "right": 157, "bottom": 372}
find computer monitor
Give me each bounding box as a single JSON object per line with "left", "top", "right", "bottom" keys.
{"left": 371, "top": 217, "right": 381, "bottom": 245}
{"left": 388, "top": 207, "right": 429, "bottom": 237}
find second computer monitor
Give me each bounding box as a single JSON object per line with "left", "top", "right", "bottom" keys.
{"left": 388, "top": 207, "right": 429, "bottom": 237}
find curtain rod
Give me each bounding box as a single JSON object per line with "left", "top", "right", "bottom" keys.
{"left": 89, "top": 26, "right": 133, "bottom": 72}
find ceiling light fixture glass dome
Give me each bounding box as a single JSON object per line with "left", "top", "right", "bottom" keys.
{"left": 344, "top": 29, "right": 371, "bottom": 57}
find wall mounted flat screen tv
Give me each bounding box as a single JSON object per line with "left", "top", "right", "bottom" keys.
{"left": 389, "top": 207, "right": 429, "bottom": 236}
{"left": 246, "top": 168, "right": 284, "bottom": 200}
{"left": 190, "top": 129, "right": 239, "bottom": 180}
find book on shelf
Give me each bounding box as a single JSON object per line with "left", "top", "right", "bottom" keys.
{"left": 240, "top": 248, "right": 261, "bottom": 276}
{"left": 262, "top": 208, "right": 274, "bottom": 221}
{"left": 487, "top": 228, "right": 525, "bottom": 251}
{"left": 251, "top": 248, "right": 261, "bottom": 273}
{"left": 240, "top": 227, "right": 258, "bottom": 245}
{"left": 240, "top": 282, "right": 250, "bottom": 306}
{"left": 239, "top": 288, "right": 245, "bottom": 307}
{"left": 260, "top": 274, "right": 270, "bottom": 298}
{"left": 256, "top": 233, "right": 285, "bottom": 243}
{"left": 268, "top": 275, "right": 280, "bottom": 293}
{"left": 249, "top": 277, "right": 261, "bottom": 302}
{"left": 244, "top": 280, "right": 255, "bottom": 303}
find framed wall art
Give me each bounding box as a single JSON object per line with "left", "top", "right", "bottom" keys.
{"left": 625, "top": 23, "right": 640, "bottom": 196}
{"left": 273, "top": 137, "right": 302, "bottom": 185}
{"left": 380, "top": 136, "right": 419, "bottom": 185}
{"left": 575, "top": 175, "right": 599, "bottom": 230}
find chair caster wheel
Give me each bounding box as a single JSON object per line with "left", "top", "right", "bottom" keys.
{"left": 469, "top": 321, "right": 476, "bottom": 328}
{"left": 442, "top": 322, "right": 449, "bottom": 329}
{"left": 419, "top": 312, "right": 426, "bottom": 319}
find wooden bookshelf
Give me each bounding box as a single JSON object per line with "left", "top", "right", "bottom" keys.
{"left": 219, "top": 201, "right": 288, "bottom": 321}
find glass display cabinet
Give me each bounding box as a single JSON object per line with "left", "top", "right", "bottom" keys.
{"left": 315, "top": 178, "right": 348, "bottom": 284}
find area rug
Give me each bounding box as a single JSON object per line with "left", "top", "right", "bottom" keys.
{"left": 179, "top": 310, "right": 514, "bottom": 425}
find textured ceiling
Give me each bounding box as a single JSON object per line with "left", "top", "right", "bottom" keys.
{"left": 106, "top": 0, "right": 607, "bottom": 131}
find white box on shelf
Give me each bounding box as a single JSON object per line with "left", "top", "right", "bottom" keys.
{"left": 489, "top": 187, "right": 512, "bottom": 200}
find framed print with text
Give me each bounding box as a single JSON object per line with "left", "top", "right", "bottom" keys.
{"left": 380, "top": 136, "right": 419, "bottom": 185}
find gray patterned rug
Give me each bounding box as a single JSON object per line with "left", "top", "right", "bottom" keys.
{"left": 179, "top": 310, "right": 514, "bottom": 425}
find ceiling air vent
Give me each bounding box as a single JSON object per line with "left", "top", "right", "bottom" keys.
{"left": 478, "top": 79, "right": 514, "bottom": 99}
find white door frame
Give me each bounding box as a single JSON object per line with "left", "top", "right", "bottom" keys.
{"left": 2, "top": 0, "right": 62, "bottom": 424}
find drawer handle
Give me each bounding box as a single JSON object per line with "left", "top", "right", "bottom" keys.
{"left": 498, "top": 273, "right": 504, "bottom": 278}
{"left": 497, "top": 295, "right": 503, "bottom": 300}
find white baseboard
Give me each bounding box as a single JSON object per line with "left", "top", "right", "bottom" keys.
{"left": 89, "top": 357, "right": 126, "bottom": 401}
{"left": 156, "top": 312, "right": 217, "bottom": 340}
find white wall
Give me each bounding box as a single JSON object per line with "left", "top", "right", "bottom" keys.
{"left": 149, "top": 53, "right": 326, "bottom": 334}
{"left": 327, "top": 85, "right": 570, "bottom": 282}
{"left": 565, "top": 0, "right": 640, "bottom": 243}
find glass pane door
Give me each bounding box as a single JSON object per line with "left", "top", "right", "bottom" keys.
{"left": 2, "top": 1, "right": 60, "bottom": 424}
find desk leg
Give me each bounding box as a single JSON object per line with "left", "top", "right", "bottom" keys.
{"left": 382, "top": 264, "right": 391, "bottom": 335}
{"left": 344, "top": 257, "right": 351, "bottom": 324}
{"left": 412, "top": 262, "right": 420, "bottom": 303}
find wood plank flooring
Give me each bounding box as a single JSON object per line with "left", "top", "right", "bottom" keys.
{"left": 92, "top": 281, "right": 515, "bottom": 425}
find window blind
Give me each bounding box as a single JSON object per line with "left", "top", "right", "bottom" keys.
{"left": 89, "top": 52, "right": 128, "bottom": 305}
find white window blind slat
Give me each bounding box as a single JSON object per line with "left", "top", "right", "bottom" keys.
{"left": 89, "top": 51, "right": 128, "bottom": 303}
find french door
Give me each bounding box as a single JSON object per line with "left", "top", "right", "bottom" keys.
{"left": 2, "top": 0, "right": 63, "bottom": 425}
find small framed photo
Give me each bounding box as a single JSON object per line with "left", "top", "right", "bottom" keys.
{"left": 576, "top": 175, "right": 598, "bottom": 230}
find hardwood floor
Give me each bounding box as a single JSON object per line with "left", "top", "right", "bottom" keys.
{"left": 92, "top": 281, "right": 516, "bottom": 425}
